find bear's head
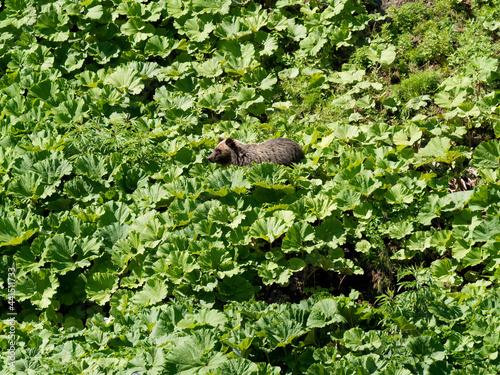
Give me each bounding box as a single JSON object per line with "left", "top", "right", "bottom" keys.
{"left": 207, "top": 137, "right": 237, "bottom": 165}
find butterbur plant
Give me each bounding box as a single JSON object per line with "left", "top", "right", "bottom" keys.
{"left": 2, "top": 0, "right": 500, "bottom": 373}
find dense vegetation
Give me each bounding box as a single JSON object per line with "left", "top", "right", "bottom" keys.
{"left": 1, "top": 0, "right": 500, "bottom": 373}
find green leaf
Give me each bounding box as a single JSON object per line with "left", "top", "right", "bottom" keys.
{"left": 145, "top": 36, "right": 186, "bottom": 57}
{"left": 46, "top": 234, "right": 77, "bottom": 274}
{"left": 334, "top": 123, "right": 360, "bottom": 140}
{"left": 0, "top": 216, "right": 38, "bottom": 247}
{"left": 288, "top": 21, "right": 307, "bottom": 41}
{"left": 247, "top": 163, "right": 293, "bottom": 192}
{"left": 214, "top": 358, "right": 259, "bottom": 375}
{"left": 466, "top": 56, "right": 499, "bottom": 83}
{"left": 85, "top": 272, "right": 119, "bottom": 305}
{"left": 178, "top": 308, "right": 228, "bottom": 329}
{"left": 315, "top": 218, "right": 346, "bottom": 248}
{"left": 206, "top": 206, "right": 242, "bottom": 229}
{"left": 165, "top": 251, "right": 200, "bottom": 280}
{"left": 305, "top": 196, "right": 338, "bottom": 220}
{"left": 215, "top": 17, "right": 251, "bottom": 40}
{"left": 434, "top": 88, "right": 467, "bottom": 109}
{"left": 430, "top": 258, "right": 461, "bottom": 287}
{"left": 392, "top": 316, "right": 418, "bottom": 334}
{"left": 256, "top": 310, "right": 307, "bottom": 348}
{"left": 417, "top": 194, "right": 441, "bottom": 225}
{"left": 86, "top": 5, "right": 103, "bottom": 19}
{"left": 87, "top": 41, "right": 121, "bottom": 64}
{"left": 365, "top": 44, "right": 396, "bottom": 65}
{"left": 64, "top": 176, "right": 103, "bottom": 202}
{"left": 197, "top": 244, "right": 233, "bottom": 274}
{"left": 440, "top": 190, "right": 474, "bottom": 212}
{"left": 32, "top": 157, "right": 73, "bottom": 184}
{"left": 198, "top": 90, "right": 227, "bottom": 112}
{"left": 74, "top": 154, "right": 108, "bottom": 180}
{"left": 132, "top": 276, "right": 171, "bottom": 307}
{"left": 14, "top": 241, "right": 43, "bottom": 274}
{"left": 472, "top": 140, "right": 500, "bottom": 169}
{"left": 353, "top": 202, "right": 373, "bottom": 220}
{"left": 227, "top": 225, "right": 251, "bottom": 246}
{"left": 121, "top": 18, "right": 155, "bottom": 43}
{"left": 289, "top": 257, "right": 306, "bottom": 271}
{"left": 222, "top": 42, "right": 258, "bottom": 75}
{"left": 343, "top": 328, "right": 382, "bottom": 351}
{"left": 405, "top": 335, "right": 445, "bottom": 360}
{"left": 393, "top": 124, "right": 423, "bottom": 146}
{"left": 115, "top": 166, "right": 149, "bottom": 194}
{"left": 27, "top": 79, "right": 58, "bottom": 104}
{"left": 258, "top": 260, "right": 293, "bottom": 285}
{"left": 384, "top": 183, "right": 414, "bottom": 205}
{"left": 52, "top": 99, "right": 85, "bottom": 124}
{"left": 462, "top": 247, "right": 488, "bottom": 268}
{"left": 205, "top": 168, "right": 250, "bottom": 196}
{"left": 8, "top": 172, "right": 45, "bottom": 202}
{"left": 218, "top": 275, "right": 257, "bottom": 302}
{"left": 336, "top": 189, "right": 362, "bottom": 210}
{"left": 192, "top": 0, "right": 231, "bottom": 15}
{"left": 380, "top": 45, "right": 396, "bottom": 65}
{"left": 279, "top": 68, "right": 300, "bottom": 79}
{"left": 16, "top": 269, "right": 59, "bottom": 309}
{"left": 105, "top": 66, "right": 144, "bottom": 95}
{"left": 178, "top": 17, "right": 215, "bottom": 42}
{"left": 484, "top": 20, "right": 500, "bottom": 31}
{"left": 256, "top": 32, "right": 278, "bottom": 56}
{"left": 165, "top": 329, "right": 227, "bottom": 373}
{"left": 282, "top": 222, "right": 315, "bottom": 252}
{"left": 428, "top": 298, "right": 467, "bottom": 323}
{"left": 307, "top": 298, "right": 346, "bottom": 328}
{"left": 299, "top": 29, "right": 328, "bottom": 57}
{"left": 115, "top": 1, "right": 143, "bottom": 16}
{"left": 472, "top": 216, "right": 500, "bottom": 243}
{"left": 350, "top": 170, "right": 382, "bottom": 196}
{"left": 250, "top": 217, "right": 289, "bottom": 244}
{"left": 405, "top": 95, "right": 430, "bottom": 111}
{"left": 469, "top": 184, "right": 500, "bottom": 211}
{"left": 407, "top": 231, "right": 432, "bottom": 251}
{"left": 418, "top": 137, "right": 451, "bottom": 158}
{"left": 387, "top": 221, "right": 413, "bottom": 239}
{"left": 195, "top": 58, "right": 223, "bottom": 78}
{"left": 355, "top": 239, "right": 371, "bottom": 253}
{"left": 166, "top": 0, "right": 189, "bottom": 18}
{"left": 430, "top": 230, "right": 452, "bottom": 255}
{"left": 35, "top": 4, "right": 70, "bottom": 42}
{"left": 242, "top": 67, "right": 277, "bottom": 90}
{"left": 244, "top": 8, "right": 268, "bottom": 32}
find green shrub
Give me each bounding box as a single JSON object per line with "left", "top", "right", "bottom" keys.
{"left": 387, "top": 0, "right": 429, "bottom": 33}
{"left": 408, "top": 22, "right": 455, "bottom": 65}
{"left": 449, "top": 23, "right": 500, "bottom": 67}
{"left": 383, "top": 0, "right": 465, "bottom": 67}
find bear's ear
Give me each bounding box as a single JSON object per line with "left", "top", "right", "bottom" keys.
{"left": 217, "top": 137, "right": 224, "bottom": 144}
{"left": 225, "top": 137, "right": 237, "bottom": 150}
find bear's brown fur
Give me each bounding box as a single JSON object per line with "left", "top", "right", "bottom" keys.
{"left": 207, "top": 137, "right": 304, "bottom": 166}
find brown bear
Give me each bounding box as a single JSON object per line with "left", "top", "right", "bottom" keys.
{"left": 207, "top": 137, "right": 304, "bottom": 166}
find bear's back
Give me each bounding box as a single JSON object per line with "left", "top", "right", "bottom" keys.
{"left": 255, "top": 138, "right": 304, "bottom": 165}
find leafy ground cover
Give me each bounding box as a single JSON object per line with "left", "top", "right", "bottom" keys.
{"left": 1, "top": 0, "right": 500, "bottom": 373}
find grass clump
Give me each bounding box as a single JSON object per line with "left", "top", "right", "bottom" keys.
{"left": 390, "top": 69, "right": 442, "bottom": 102}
